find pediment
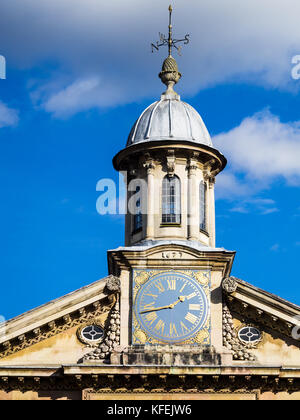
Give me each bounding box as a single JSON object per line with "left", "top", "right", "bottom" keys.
{"left": 222, "top": 277, "right": 300, "bottom": 359}
{"left": 0, "top": 275, "right": 119, "bottom": 362}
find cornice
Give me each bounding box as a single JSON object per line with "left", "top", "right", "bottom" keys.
{"left": 0, "top": 365, "right": 300, "bottom": 394}
{"left": 113, "top": 140, "right": 227, "bottom": 175}
{"left": 108, "top": 244, "right": 235, "bottom": 278}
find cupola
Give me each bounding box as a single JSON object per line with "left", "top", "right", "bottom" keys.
{"left": 113, "top": 8, "right": 226, "bottom": 249}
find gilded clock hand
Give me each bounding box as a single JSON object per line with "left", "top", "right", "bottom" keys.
{"left": 140, "top": 296, "right": 186, "bottom": 314}
{"left": 169, "top": 295, "right": 186, "bottom": 309}
{"left": 140, "top": 304, "right": 173, "bottom": 314}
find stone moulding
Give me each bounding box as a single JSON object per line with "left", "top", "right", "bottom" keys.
{"left": 0, "top": 370, "right": 300, "bottom": 395}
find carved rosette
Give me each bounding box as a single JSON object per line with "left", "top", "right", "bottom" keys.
{"left": 105, "top": 275, "right": 121, "bottom": 293}
{"left": 222, "top": 277, "right": 238, "bottom": 294}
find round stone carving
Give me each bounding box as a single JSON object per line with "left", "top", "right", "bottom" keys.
{"left": 222, "top": 277, "right": 238, "bottom": 294}
{"left": 106, "top": 275, "right": 121, "bottom": 292}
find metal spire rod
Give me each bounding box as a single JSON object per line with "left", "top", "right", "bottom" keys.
{"left": 151, "top": 5, "right": 190, "bottom": 56}
{"left": 168, "top": 5, "right": 173, "bottom": 56}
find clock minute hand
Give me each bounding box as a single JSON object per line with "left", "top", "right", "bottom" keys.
{"left": 140, "top": 304, "right": 173, "bottom": 314}
{"left": 141, "top": 296, "right": 186, "bottom": 314}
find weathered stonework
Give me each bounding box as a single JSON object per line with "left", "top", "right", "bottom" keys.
{"left": 83, "top": 298, "right": 120, "bottom": 363}
{"left": 222, "top": 277, "right": 238, "bottom": 294}
{"left": 223, "top": 304, "right": 256, "bottom": 362}
{"left": 111, "top": 344, "right": 221, "bottom": 366}
{"left": 105, "top": 275, "right": 121, "bottom": 293}
{"left": 0, "top": 299, "right": 112, "bottom": 360}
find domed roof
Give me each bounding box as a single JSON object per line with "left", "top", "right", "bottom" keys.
{"left": 126, "top": 97, "right": 213, "bottom": 147}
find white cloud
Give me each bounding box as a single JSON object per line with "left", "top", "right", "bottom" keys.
{"left": 0, "top": 101, "right": 19, "bottom": 128}
{"left": 215, "top": 173, "right": 251, "bottom": 200}
{"left": 2, "top": 0, "right": 300, "bottom": 115}
{"left": 43, "top": 77, "right": 101, "bottom": 118}
{"left": 40, "top": 76, "right": 131, "bottom": 118}
{"left": 214, "top": 111, "right": 300, "bottom": 187}
{"left": 230, "top": 198, "right": 279, "bottom": 215}
{"left": 214, "top": 111, "right": 300, "bottom": 211}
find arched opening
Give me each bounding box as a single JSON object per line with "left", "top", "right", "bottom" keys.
{"left": 162, "top": 175, "right": 181, "bottom": 224}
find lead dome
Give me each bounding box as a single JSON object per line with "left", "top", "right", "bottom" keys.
{"left": 127, "top": 52, "right": 213, "bottom": 148}
{"left": 126, "top": 97, "right": 212, "bottom": 147}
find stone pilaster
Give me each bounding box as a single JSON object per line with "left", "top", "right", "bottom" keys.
{"left": 187, "top": 154, "right": 199, "bottom": 241}
{"left": 143, "top": 157, "right": 156, "bottom": 241}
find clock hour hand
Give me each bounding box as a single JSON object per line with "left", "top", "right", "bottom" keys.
{"left": 169, "top": 295, "right": 186, "bottom": 309}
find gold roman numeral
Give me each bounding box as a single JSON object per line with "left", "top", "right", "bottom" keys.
{"left": 169, "top": 323, "right": 178, "bottom": 337}
{"left": 180, "top": 321, "right": 189, "bottom": 333}
{"left": 189, "top": 304, "right": 201, "bottom": 311}
{"left": 145, "top": 293, "right": 158, "bottom": 299}
{"left": 143, "top": 302, "right": 155, "bottom": 311}
{"left": 154, "top": 319, "right": 165, "bottom": 334}
{"left": 155, "top": 281, "right": 165, "bottom": 293}
{"left": 167, "top": 279, "right": 176, "bottom": 290}
{"left": 187, "top": 292, "right": 197, "bottom": 300}
{"left": 185, "top": 312, "right": 198, "bottom": 324}
{"left": 145, "top": 312, "right": 158, "bottom": 326}
{"left": 179, "top": 282, "right": 187, "bottom": 293}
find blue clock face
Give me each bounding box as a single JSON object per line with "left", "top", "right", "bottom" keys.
{"left": 134, "top": 272, "right": 209, "bottom": 343}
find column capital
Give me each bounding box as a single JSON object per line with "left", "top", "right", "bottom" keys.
{"left": 143, "top": 155, "right": 156, "bottom": 175}
{"left": 203, "top": 170, "right": 215, "bottom": 186}
{"left": 187, "top": 152, "right": 199, "bottom": 176}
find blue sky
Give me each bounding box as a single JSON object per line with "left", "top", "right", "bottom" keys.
{"left": 0, "top": 0, "right": 300, "bottom": 320}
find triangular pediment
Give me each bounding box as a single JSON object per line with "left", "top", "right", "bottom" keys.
{"left": 222, "top": 277, "right": 300, "bottom": 365}
{"left": 223, "top": 277, "right": 300, "bottom": 337}
{"left": 0, "top": 275, "right": 118, "bottom": 363}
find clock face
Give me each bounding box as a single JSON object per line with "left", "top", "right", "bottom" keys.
{"left": 134, "top": 271, "right": 209, "bottom": 344}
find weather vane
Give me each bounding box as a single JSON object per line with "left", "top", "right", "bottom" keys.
{"left": 151, "top": 5, "right": 190, "bottom": 56}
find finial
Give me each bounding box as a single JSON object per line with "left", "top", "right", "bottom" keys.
{"left": 151, "top": 5, "right": 190, "bottom": 97}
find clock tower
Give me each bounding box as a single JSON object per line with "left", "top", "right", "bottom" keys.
{"left": 108, "top": 6, "right": 235, "bottom": 361}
